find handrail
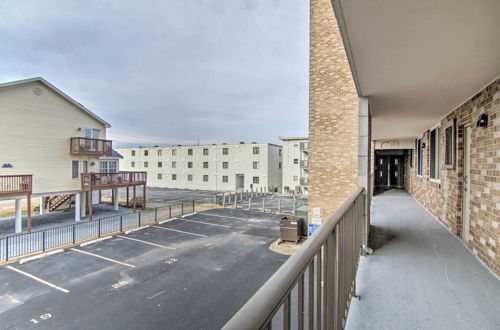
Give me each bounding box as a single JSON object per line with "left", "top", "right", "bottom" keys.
{"left": 223, "top": 187, "right": 365, "bottom": 330}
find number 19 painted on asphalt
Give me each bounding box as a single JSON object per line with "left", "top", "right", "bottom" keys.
{"left": 30, "top": 313, "right": 52, "bottom": 324}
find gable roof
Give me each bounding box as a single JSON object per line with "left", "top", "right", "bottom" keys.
{"left": 0, "top": 77, "right": 111, "bottom": 128}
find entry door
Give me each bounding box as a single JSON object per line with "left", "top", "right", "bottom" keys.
{"left": 462, "top": 126, "right": 471, "bottom": 242}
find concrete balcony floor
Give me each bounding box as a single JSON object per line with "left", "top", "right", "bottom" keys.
{"left": 346, "top": 189, "right": 500, "bottom": 330}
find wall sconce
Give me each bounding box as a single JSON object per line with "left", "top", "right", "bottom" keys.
{"left": 91, "top": 162, "right": 96, "bottom": 166}
{"left": 421, "top": 143, "right": 426, "bottom": 148}
{"left": 477, "top": 114, "right": 488, "bottom": 128}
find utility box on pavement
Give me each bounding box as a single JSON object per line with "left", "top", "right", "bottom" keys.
{"left": 280, "top": 216, "right": 304, "bottom": 243}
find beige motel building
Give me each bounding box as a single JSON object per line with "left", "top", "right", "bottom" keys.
{"left": 0, "top": 77, "right": 146, "bottom": 233}
{"left": 280, "top": 137, "right": 309, "bottom": 196}
{"left": 117, "top": 143, "right": 282, "bottom": 192}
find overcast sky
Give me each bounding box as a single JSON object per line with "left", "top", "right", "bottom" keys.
{"left": 0, "top": 0, "right": 309, "bottom": 147}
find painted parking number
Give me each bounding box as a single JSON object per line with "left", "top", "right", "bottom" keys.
{"left": 30, "top": 313, "right": 52, "bottom": 324}
{"left": 112, "top": 280, "right": 128, "bottom": 289}
{"left": 165, "top": 258, "right": 178, "bottom": 265}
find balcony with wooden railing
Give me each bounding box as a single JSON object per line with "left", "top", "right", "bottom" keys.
{"left": 0, "top": 175, "right": 33, "bottom": 197}
{"left": 70, "top": 137, "right": 112, "bottom": 156}
{"left": 81, "top": 172, "right": 147, "bottom": 190}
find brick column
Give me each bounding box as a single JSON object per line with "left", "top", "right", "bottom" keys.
{"left": 309, "top": 0, "right": 360, "bottom": 222}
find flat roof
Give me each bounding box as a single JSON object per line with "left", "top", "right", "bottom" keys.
{"left": 279, "top": 136, "right": 308, "bottom": 141}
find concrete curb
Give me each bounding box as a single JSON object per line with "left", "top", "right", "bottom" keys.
{"left": 19, "top": 249, "right": 64, "bottom": 264}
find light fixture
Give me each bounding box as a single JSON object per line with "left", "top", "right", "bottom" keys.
{"left": 477, "top": 114, "right": 488, "bottom": 128}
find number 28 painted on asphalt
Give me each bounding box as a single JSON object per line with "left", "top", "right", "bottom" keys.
{"left": 30, "top": 313, "right": 52, "bottom": 324}
{"left": 112, "top": 280, "right": 128, "bottom": 289}
{"left": 165, "top": 258, "right": 178, "bottom": 265}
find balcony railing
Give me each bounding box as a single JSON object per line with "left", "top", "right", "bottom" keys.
{"left": 300, "top": 177, "right": 309, "bottom": 186}
{"left": 81, "top": 172, "right": 147, "bottom": 190}
{"left": 300, "top": 160, "right": 309, "bottom": 168}
{"left": 223, "top": 188, "right": 366, "bottom": 330}
{"left": 0, "top": 175, "right": 33, "bottom": 197}
{"left": 70, "top": 137, "right": 112, "bottom": 156}
{"left": 300, "top": 142, "right": 309, "bottom": 151}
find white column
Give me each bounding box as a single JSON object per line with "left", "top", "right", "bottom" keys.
{"left": 113, "top": 189, "right": 119, "bottom": 211}
{"left": 15, "top": 198, "right": 22, "bottom": 233}
{"left": 358, "top": 97, "right": 371, "bottom": 247}
{"left": 80, "top": 192, "right": 86, "bottom": 218}
{"left": 39, "top": 197, "right": 45, "bottom": 215}
{"left": 75, "top": 193, "right": 81, "bottom": 221}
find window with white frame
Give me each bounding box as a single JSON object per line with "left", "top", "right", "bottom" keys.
{"left": 203, "top": 175, "right": 209, "bottom": 182}
{"left": 253, "top": 147, "right": 260, "bottom": 155}
{"left": 444, "top": 122, "right": 455, "bottom": 168}
{"left": 253, "top": 176, "right": 259, "bottom": 184}
{"left": 188, "top": 162, "right": 193, "bottom": 168}
{"left": 222, "top": 175, "right": 228, "bottom": 183}
{"left": 158, "top": 173, "right": 162, "bottom": 180}
{"left": 144, "top": 150, "right": 149, "bottom": 156}
{"left": 203, "top": 162, "right": 209, "bottom": 169}
{"left": 100, "top": 161, "right": 117, "bottom": 173}
{"left": 158, "top": 150, "right": 162, "bottom": 156}
{"left": 144, "top": 161, "right": 149, "bottom": 168}
{"left": 416, "top": 139, "right": 423, "bottom": 177}
{"left": 223, "top": 148, "right": 229, "bottom": 155}
{"left": 72, "top": 160, "right": 79, "bottom": 179}
{"left": 188, "top": 174, "right": 193, "bottom": 181}
{"left": 293, "top": 158, "right": 298, "bottom": 165}
{"left": 131, "top": 161, "right": 135, "bottom": 168}
{"left": 203, "top": 148, "right": 209, "bottom": 155}
{"left": 293, "top": 175, "right": 298, "bottom": 181}
{"left": 172, "top": 161, "right": 176, "bottom": 168}
{"left": 253, "top": 162, "right": 259, "bottom": 169}
{"left": 172, "top": 149, "right": 177, "bottom": 156}
{"left": 158, "top": 161, "right": 162, "bottom": 168}
{"left": 222, "top": 162, "right": 228, "bottom": 169}
{"left": 172, "top": 174, "right": 177, "bottom": 180}
{"left": 429, "top": 127, "right": 440, "bottom": 180}
{"left": 131, "top": 150, "right": 136, "bottom": 156}
{"left": 188, "top": 148, "right": 193, "bottom": 156}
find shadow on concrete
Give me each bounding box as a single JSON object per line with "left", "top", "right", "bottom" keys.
{"left": 369, "top": 225, "right": 397, "bottom": 251}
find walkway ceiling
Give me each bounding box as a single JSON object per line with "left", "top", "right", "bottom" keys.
{"left": 332, "top": 0, "right": 500, "bottom": 140}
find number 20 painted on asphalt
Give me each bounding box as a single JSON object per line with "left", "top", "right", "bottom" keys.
{"left": 30, "top": 313, "right": 52, "bottom": 324}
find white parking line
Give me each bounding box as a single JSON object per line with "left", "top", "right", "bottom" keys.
{"left": 71, "top": 248, "right": 136, "bottom": 268}
{"left": 151, "top": 225, "right": 208, "bottom": 237}
{"left": 116, "top": 235, "right": 176, "bottom": 250}
{"left": 200, "top": 212, "right": 275, "bottom": 222}
{"left": 173, "top": 218, "right": 230, "bottom": 228}
{"left": 6, "top": 266, "right": 70, "bottom": 293}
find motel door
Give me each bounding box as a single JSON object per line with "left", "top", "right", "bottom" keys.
{"left": 375, "top": 151, "right": 405, "bottom": 191}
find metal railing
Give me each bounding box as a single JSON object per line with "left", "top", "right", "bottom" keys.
{"left": 300, "top": 177, "right": 309, "bottom": 186}
{"left": 0, "top": 175, "right": 32, "bottom": 197}
{"left": 81, "top": 172, "right": 147, "bottom": 190}
{"left": 70, "top": 137, "right": 112, "bottom": 156}
{"left": 0, "top": 200, "right": 201, "bottom": 262}
{"left": 223, "top": 188, "right": 366, "bottom": 330}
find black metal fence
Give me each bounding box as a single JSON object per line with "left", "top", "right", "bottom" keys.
{"left": 0, "top": 200, "right": 202, "bottom": 262}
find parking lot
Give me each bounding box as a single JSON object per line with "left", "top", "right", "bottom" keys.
{"left": 0, "top": 207, "right": 288, "bottom": 330}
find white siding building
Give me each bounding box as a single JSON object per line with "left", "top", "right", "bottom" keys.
{"left": 117, "top": 143, "right": 282, "bottom": 192}
{"left": 280, "top": 137, "right": 309, "bottom": 195}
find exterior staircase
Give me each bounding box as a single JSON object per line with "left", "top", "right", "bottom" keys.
{"left": 46, "top": 194, "right": 72, "bottom": 212}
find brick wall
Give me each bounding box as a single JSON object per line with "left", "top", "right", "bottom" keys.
{"left": 308, "top": 0, "right": 359, "bottom": 222}
{"left": 405, "top": 79, "right": 500, "bottom": 275}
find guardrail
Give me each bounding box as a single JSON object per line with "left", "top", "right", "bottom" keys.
{"left": 70, "top": 137, "right": 112, "bottom": 156}
{"left": 0, "top": 199, "right": 209, "bottom": 262}
{"left": 0, "top": 175, "right": 32, "bottom": 197}
{"left": 223, "top": 187, "right": 366, "bottom": 330}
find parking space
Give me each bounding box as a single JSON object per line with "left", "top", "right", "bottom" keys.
{"left": 0, "top": 207, "right": 288, "bottom": 329}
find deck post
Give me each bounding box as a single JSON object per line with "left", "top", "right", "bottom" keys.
{"left": 14, "top": 198, "right": 22, "bottom": 233}
{"left": 113, "top": 188, "right": 119, "bottom": 211}
{"left": 133, "top": 185, "right": 137, "bottom": 212}
{"left": 39, "top": 197, "right": 45, "bottom": 215}
{"left": 143, "top": 184, "right": 146, "bottom": 210}
{"left": 88, "top": 190, "right": 93, "bottom": 221}
{"left": 111, "top": 189, "right": 114, "bottom": 206}
{"left": 80, "top": 191, "right": 86, "bottom": 218}
{"left": 126, "top": 186, "right": 130, "bottom": 207}
{"left": 75, "top": 193, "right": 81, "bottom": 221}
{"left": 27, "top": 194, "right": 32, "bottom": 233}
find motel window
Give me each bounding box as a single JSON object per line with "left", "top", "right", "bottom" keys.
{"left": 158, "top": 173, "right": 162, "bottom": 180}
{"left": 223, "top": 162, "right": 228, "bottom": 169}
{"left": 203, "top": 175, "right": 209, "bottom": 182}
{"left": 172, "top": 174, "right": 177, "bottom": 180}
{"left": 131, "top": 150, "right": 136, "bottom": 156}
{"left": 172, "top": 161, "right": 176, "bottom": 168}
{"left": 223, "top": 148, "right": 229, "bottom": 155}
{"left": 253, "top": 147, "right": 260, "bottom": 155}
{"left": 188, "top": 174, "right": 193, "bottom": 181}
{"left": 100, "top": 161, "right": 117, "bottom": 173}
{"left": 253, "top": 162, "right": 259, "bottom": 169}
{"left": 158, "top": 150, "right": 162, "bottom": 156}
{"left": 429, "top": 127, "right": 440, "bottom": 180}
{"left": 188, "top": 149, "right": 193, "bottom": 156}
{"left": 293, "top": 143, "right": 299, "bottom": 147}
{"left": 444, "top": 122, "right": 455, "bottom": 168}
{"left": 203, "top": 148, "right": 209, "bottom": 155}
{"left": 279, "top": 149, "right": 282, "bottom": 156}
{"left": 82, "top": 160, "right": 88, "bottom": 173}
{"left": 188, "top": 162, "right": 193, "bottom": 168}
{"left": 279, "top": 162, "right": 282, "bottom": 169}
{"left": 203, "top": 162, "right": 209, "bottom": 169}
{"left": 293, "top": 175, "right": 298, "bottom": 181}
{"left": 72, "top": 160, "right": 79, "bottom": 179}
{"left": 416, "top": 139, "right": 423, "bottom": 177}
{"left": 144, "top": 150, "right": 149, "bottom": 156}
{"left": 293, "top": 158, "right": 298, "bottom": 165}
{"left": 131, "top": 161, "right": 135, "bottom": 168}
{"left": 158, "top": 161, "right": 162, "bottom": 168}
{"left": 172, "top": 149, "right": 177, "bottom": 156}
{"left": 144, "top": 161, "right": 149, "bottom": 168}
{"left": 253, "top": 176, "right": 259, "bottom": 184}
{"left": 222, "top": 176, "right": 229, "bottom": 183}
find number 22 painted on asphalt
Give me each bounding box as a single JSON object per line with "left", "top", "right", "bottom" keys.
{"left": 30, "top": 313, "right": 52, "bottom": 324}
